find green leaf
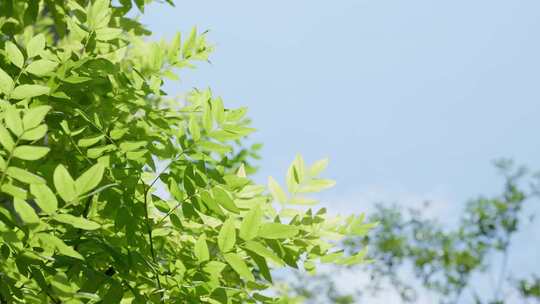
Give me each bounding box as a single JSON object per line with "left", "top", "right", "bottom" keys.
{"left": 0, "top": 125, "right": 15, "bottom": 150}
{"left": 14, "top": 198, "right": 39, "bottom": 224}
{"left": 0, "top": 67, "right": 14, "bottom": 94}
{"left": 37, "top": 233, "right": 84, "bottom": 260}
{"left": 26, "top": 34, "right": 46, "bottom": 58}
{"left": 202, "top": 102, "right": 213, "bottom": 132}
{"left": 199, "top": 141, "right": 232, "bottom": 154}
{"left": 218, "top": 218, "right": 236, "bottom": 253}
{"left": 95, "top": 27, "right": 122, "bottom": 41}
{"left": 298, "top": 178, "right": 336, "bottom": 193}
{"left": 25, "top": 59, "right": 58, "bottom": 76}
{"left": 212, "top": 186, "right": 239, "bottom": 213}
{"left": 268, "top": 176, "right": 287, "bottom": 203}
{"left": 53, "top": 165, "right": 77, "bottom": 202}
{"left": 20, "top": 124, "right": 47, "bottom": 141}
{"left": 102, "top": 281, "right": 123, "bottom": 303}
{"left": 22, "top": 105, "right": 51, "bottom": 130}
{"left": 78, "top": 134, "right": 104, "bottom": 147}
{"left": 30, "top": 184, "right": 58, "bottom": 214}
{"left": 183, "top": 27, "right": 197, "bottom": 57}
{"left": 257, "top": 223, "right": 299, "bottom": 239}
{"left": 2, "top": 183, "right": 28, "bottom": 199}
{"left": 12, "top": 145, "right": 50, "bottom": 160}
{"left": 6, "top": 41, "right": 24, "bottom": 68}
{"left": 75, "top": 163, "right": 105, "bottom": 195}
{"left": 6, "top": 167, "right": 45, "bottom": 184}
{"left": 53, "top": 214, "right": 100, "bottom": 230}
{"left": 309, "top": 158, "right": 329, "bottom": 177}
{"left": 4, "top": 107, "right": 23, "bottom": 136}
{"left": 11, "top": 84, "right": 50, "bottom": 100}
{"left": 223, "top": 252, "right": 255, "bottom": 281}
{"left": 286, "top": 155, "right": 305, "bottom": 193}
{"left": 239, "top": 205, "right": 262, "bottom": 240}
{"left": 243, "top": 241, "right": 285, "bottom": 266}
{"left": 212, "top": 97, "right": 225, "bottom": 125}
{"left": 87, "top": 144, "right": 115, "bottom": 158}
{"left": 189, "top": 114, "right": 200, "bottom": 141}
{"left": 194, "top": 235, "right": 209, "bottom": 262}
{"left": 88, "top": 0, "right": 111, "bottom": 30}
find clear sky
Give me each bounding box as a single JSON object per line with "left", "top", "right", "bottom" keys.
{"left": 142, "top": 1, "right": 540, "bottom": 302}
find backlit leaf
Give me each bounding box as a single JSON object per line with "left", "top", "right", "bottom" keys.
{"left": 6, "top": 41, "right": 24, "bottom": 68}
{"left": 14, "top": 198, "right": 39, "bottom": 224}
{"left": 75, "top": 163, "right": 105, "bottom": 195}
{"left": 0, "top": 125, "right": 15, "bottom": 150}
{"left": 30, "top": 184, "right": 58, "bottom": 213}
{"left": 11, "top": 84, "right": 50, "bottom": 100}
{"left": 53, "top": 165, "right": 77, "bottom": 202}
{"left": 268, "top": 176, "right": 287, "bottom": 203}
{"left": 26, "top": 34, "right": 46, "bottom": 58}
{"left": 240, "top": 204, "right": 262, "bottom": 240}
{"left": 213, "top": 186, "right": 239, "bottom": 213}
{"left": 258, "top": 223, "right": 299, "bottom": 239}
{"left": 224, "top": 252, "right": 255, "bottom": 281}
{"left": 6, "top": 167, "right": 45, "bottom": 184}
{"left": 218, "top": 218, "right": 236, "bottom": 253}
{"left": 0, "top": 67, "right": 14, "bottom": 94}
{"left": 12, "top": 145, "right": 50, "bottom": 160}
{"left": 4, "top": 107, "right": 23, "bottom": 136}
{"left": 53, "top": 214, "right": 100, "bottom": 230}
{"left": 26, "top": 59, "right": 58, "bottom": 76}
{"left": 22, "top": 105, "right": 51, "bottom": 130}
{"left": 194, "top": 235, "right": 209, "bottom": 262}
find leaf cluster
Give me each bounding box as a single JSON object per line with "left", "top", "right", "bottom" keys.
{"left": 0, "top": 1, "right": 372, "bottom": 303}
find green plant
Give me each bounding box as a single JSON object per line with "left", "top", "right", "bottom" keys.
{"left": 0, "top": 1, "right": 372, "bottom": 303}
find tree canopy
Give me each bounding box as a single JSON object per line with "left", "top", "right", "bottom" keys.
{"left": 0, "top": 1, "right": 373, "bottom": 303}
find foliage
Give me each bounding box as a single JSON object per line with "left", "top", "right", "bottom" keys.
{"left": 287, "top": 161, "right": 540, "bottom": 303}
{"left": 0, "top": 1, "right": 372, "bottom": 303}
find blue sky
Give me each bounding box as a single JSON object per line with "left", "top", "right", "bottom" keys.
{"left": 142, "top": 1, "right": 540, "bottom": 302}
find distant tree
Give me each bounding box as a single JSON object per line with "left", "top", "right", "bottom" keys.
{"left": 285, "top": 160, "right": 540, "bottom": 303}
{"left": 0, "top": 1, "right": 373, "bottom": 303}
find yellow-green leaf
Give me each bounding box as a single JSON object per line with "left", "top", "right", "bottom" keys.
{"left": 194, "top": 235, "right": 209, "bottom": 262}
{"left": 25, "top": 59, "right": 58, "bottom": 76}
{"left": 239, "top": 204, "right": 262, "bottom": 241}
{"left": 75, "top": 163, "right": 105, "bottom": 195}
{"left": 53, "top": 165, "right": 77, "bottom": 202}
{"left": 53, "top": 214, "right": 100, "bottom": 230}
{"left": 218, "top": 218, "right": 236, "bottom": 253}
{"left": 12, "top": 145, "right": 50, "bottom": 160}
{"left": 6, "top": 167, "right": 45, "bottom": 184}
{"left": 30, "top": 184, "right": 58, "bottom": 214}
{"left": 0, "top": 125, "right": 15, "bottom": 150}
{"left": 243, "top": 241, "right": 285, "bottom": 266}
{"left": 6, "top": 41, "right": 24, "bottom": 68}
{"left": 11, "top": 84, "right": 50, "bottom": 100}
{"left": 14, "top": 198, "right": 39, "bottom": 224}
{"left": 268, "top": 176, "right": 287, "bottom": 203}
{"left": 0, "top": 67, "right": 14, "bottom": 94}
{"left": 309, "top": 158, "right": 329, "bottom": 177}
{"left": 78, "top": 135, "right": 104, "bottom": 147}
{"left": 22, "top": 105, "right": 51, "bottom": 130}
{"left": 223, "top": 252, "right": 255, "bottom": 281}
{"left": 4, "top": 107, "right": 23, "bottom": 136}
{"left": 21, "top": 124, "right": 47, "bottom": 141}
{"left": 257, "top": 223, "right": 299, "bottom": 239}
{"left": 212, "top": 186, "right": 239, "bottom": 213}
{"left": 26, "top": 34, "right": 45, "bottom": 58}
